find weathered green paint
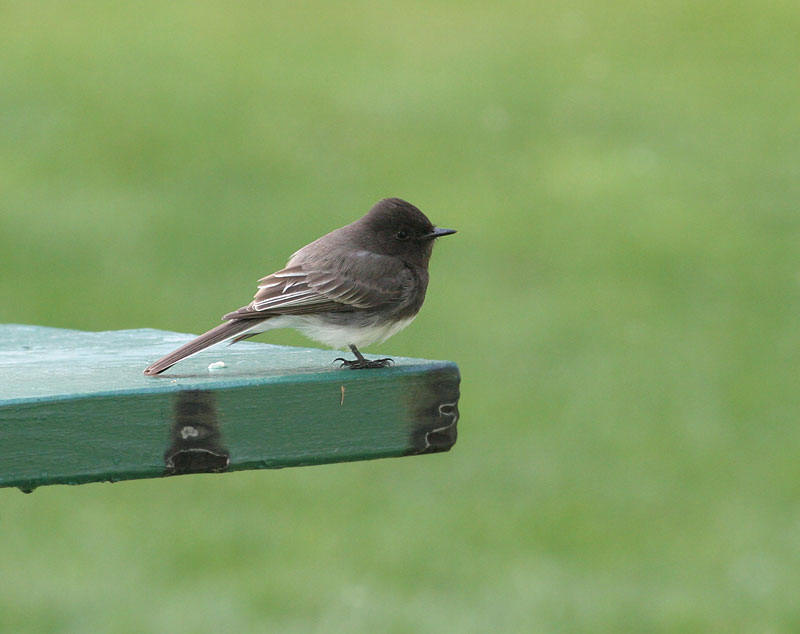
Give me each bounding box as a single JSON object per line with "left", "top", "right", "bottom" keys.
{"left": 0, "top": 325, "right": 460, "bottom": 491}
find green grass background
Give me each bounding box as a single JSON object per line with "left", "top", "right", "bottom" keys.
{"left": 2, "top": 1, "right": 800, "bottom": 631}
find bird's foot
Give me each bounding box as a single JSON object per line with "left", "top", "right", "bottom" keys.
{"left": 334, "top": 356, "right": 394, "bottom": 370}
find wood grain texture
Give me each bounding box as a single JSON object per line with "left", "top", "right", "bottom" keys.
{"left": 0, "top": 325, "right": 460, "bottom": 491}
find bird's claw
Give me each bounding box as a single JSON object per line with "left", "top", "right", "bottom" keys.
{"left": 334, "top": 357, "right": 394, "bottom": 369}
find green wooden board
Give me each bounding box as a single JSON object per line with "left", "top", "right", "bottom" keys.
{"left": 0, "top": 324, "right": 460, "bottom": 491}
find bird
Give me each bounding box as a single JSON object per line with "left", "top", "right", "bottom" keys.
{"left": 143, "top": 198, "right": 455, "bottom": 375}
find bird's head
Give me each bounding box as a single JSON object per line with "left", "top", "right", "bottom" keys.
{"left": 359, "top": 198, "right": 456, "bottom": 265}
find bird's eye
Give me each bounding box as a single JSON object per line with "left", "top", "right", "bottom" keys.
{"left": 395, "top": 230, "right": 409, "bottom": 241}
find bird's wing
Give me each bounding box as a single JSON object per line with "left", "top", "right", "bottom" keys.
{"left": 222, "top": 252, "right": 411, "bottom": 320}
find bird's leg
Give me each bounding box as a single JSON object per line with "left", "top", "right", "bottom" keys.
{"left": 335, "top": 344, "right": 393, "bottom": 370}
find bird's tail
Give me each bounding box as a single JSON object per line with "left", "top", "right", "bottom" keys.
{"left": 143, "top": 319, "right": 257, "bottom": 375}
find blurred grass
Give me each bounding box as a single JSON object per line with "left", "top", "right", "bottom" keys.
{"left": 2, "top": 0, "right": 800, "bottom": 631}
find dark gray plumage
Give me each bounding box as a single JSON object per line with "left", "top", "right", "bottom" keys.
{"left": 143, "top": 198, "right": 455, "bottom": 375}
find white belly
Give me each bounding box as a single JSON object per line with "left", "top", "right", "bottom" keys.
{"left": 235, "top": 314, "right": 416, "bottom": 350}
{"left": 295, "top": 314, "right": 417, "bottom": 349}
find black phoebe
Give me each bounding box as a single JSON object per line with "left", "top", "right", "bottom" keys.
{"left": 143, "top": 198, "right": 455, "bottom": 375}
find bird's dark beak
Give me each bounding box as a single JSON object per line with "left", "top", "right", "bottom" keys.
{"left": 423, "top": 227, "right": 457, "bottom": 240}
